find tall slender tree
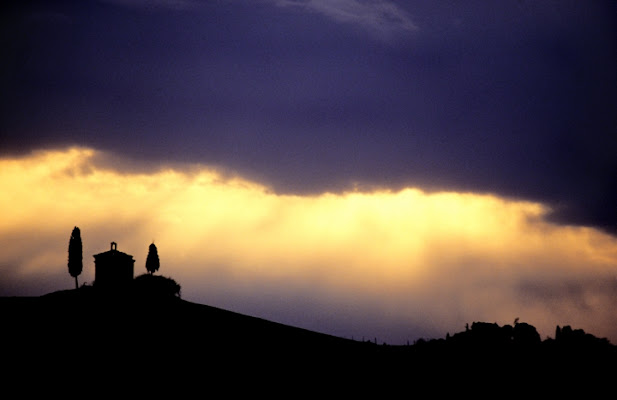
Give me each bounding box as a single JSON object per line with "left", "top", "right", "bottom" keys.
{"left": 145, "top": 242, "right": 160, "bottom": 275}
{"left": 68, "top": 226, "right": 83, "bottom": 289}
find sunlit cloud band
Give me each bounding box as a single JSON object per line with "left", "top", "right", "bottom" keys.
{"left": 1, "top": 147, "right": 616, "bottom": 344}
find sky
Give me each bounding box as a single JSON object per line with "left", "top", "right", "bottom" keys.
{"left": 1, "top": 0, "right": 616, "bottom": 344}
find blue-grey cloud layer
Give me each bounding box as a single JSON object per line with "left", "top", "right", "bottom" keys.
{"left": 1, "top": 0, "right": 616, "bottom": 233}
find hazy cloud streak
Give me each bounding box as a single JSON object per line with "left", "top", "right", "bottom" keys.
{"left": 99, "top": 0, "right": 200, "bottom": 10}
{"left": 272, "top": 0, "right": 417, "bottom": 38}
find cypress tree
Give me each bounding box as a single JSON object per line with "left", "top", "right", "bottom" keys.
{"left": 68, "top": 226, "right": 83, "bottom": 289}
{"left": 145, "top": 242, "right": 160, "bottom": 275}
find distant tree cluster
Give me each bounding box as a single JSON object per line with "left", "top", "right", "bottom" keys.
{"left": 447, "top": 320, "right": 542, "bottom": 347}
{"left": 409, "top": 318, "right": 614, "bottom": 360}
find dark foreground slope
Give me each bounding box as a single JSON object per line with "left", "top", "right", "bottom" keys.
{"left": 2, "top": 286, "right": 388, "bottom": 394}
{"left": 2, "top": 286, "right": 616, "bottom": 395}
{"left": 2, "top": 286, "right": 366, "bottom": 360}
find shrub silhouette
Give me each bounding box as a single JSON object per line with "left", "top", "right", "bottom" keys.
{"left": 555, "top": 325, "right": 612, "bottom": 348}
{"left": 133, "top": 273, "right": 181, "bottom": 298}
{"left": 68, "top": 226, "right": 83, "bottom": 289}
{"left": 512, "top": 321, "right": 541, "bottom": 346}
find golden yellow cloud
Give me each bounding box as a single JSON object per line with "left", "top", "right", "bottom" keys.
{"left": 1, "top": 147, "right": 616, "bottom": 343}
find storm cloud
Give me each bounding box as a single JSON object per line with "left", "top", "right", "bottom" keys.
{"left": 2, "top": 1, "right": 615, "bottom": 235}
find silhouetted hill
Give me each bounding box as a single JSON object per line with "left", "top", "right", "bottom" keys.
{"left": 2, "top": 285, "right": 382, "bottom": 393}
{"left": 2, "top": 285, "right": 616, "bottom": 395}
{"left": 2, "top": 285, "right": 366, "bottom": 358}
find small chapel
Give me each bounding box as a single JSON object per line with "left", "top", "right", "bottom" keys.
{"left": 93, "top": 242, "right": 135, "bottom": 288}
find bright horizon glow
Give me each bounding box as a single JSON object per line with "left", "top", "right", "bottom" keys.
{"left": 1, "top": 147, "right": 616, "bottom": 344}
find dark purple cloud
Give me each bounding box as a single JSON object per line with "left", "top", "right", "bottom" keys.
{"left": 1, "top": 0, "right": 616, "bottom": 233}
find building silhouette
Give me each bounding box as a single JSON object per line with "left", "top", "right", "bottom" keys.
{"left": 93, "top": 242, "right": 134, "bottom": 288}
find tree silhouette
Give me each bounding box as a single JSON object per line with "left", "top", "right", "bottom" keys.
{"left": 68, "top": 226, "right": 83, "bottom": 289}
{"left": 145, "top": 242, "right": 160, "bottom": 275}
